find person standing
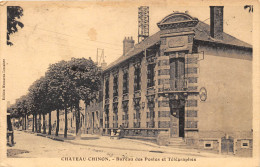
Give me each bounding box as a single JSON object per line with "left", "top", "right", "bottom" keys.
{"left": 7, "top": 113, "right": 15, "bottom": 146}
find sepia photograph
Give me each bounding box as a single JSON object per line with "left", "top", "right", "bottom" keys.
{"left": 0, "top": 1, "right": 259, "bottom": 167}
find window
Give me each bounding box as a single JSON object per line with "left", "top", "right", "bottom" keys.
{"left": 169, "top": 56, "right": 185, "bottom": 91}
{"left": 134, "top": 66, "right": 141, "bottom": 91}
{"left": 158, "top": 111, "right": 170, "bottom": 117}
{"left": 188, "top": 77, "right": 198, "bottom": 83}
{"left": 170, "top": 57, "right": 185, "bottom": 79}
{"left": 186, "top": 57, "right": 198, "bottom": 64}
{"left": 158, "top": 60, "right": 169, "bottom": 66}
{"left": 186, "top": 67, "right": 197, "bottom": 74}
{"left": 105, "top": 79, "right": 109, "bottom": 99}
{"left": 158, "top": 121, "right": 170, "bottom": 128}
{"left": 113, "top": 75, "right": 118, "bottom": 97}
{"left": 241, "top": 140, "right": 250, "bottom": 148}
{"left": 113, "top": 103, "right": 118, "bottom": 113}
{"left": 204, "top": 141, "right": 213, "bottom": 149}
{"left": 186, "top": 110, "right": 197, "bottom": 117}
{"left": 147, "top": 63, "right": 155, "bottom": 87}
{"left": 146, "top": 112, "right": 150, "bottom": 118}
{"left": 138, "top": 112, "right": 141, "bottom": 119}
{"left": 113, "top": 123, "right": 118, "bottom": 128}
{"left": 123, "top": 71, "right": 129, "bottom": 94}
{"left": 158, "top": 69, "right": 170, "bottom": 76}
{"left": 158, "top": 100, "right": 169, "bottom": 107}
{"left": 186, "top": 100, "right": 198, "bottom": 107}
{"left": 158, "top": 79, "right": 170, "bottom": 85}
{"left": 113, "top": 114, "right": 118, "bottom": 121}
{"left": 186, "top": 121, "right": 198, "bottom": 128}
{"left": 122, "top": 101, "right": 128, "bottom": 112}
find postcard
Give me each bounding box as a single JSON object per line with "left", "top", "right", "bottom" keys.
{"left": 0, "top": 1, "right": 259, "bottom": 167}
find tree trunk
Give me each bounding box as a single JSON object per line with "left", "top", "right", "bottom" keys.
{"left": 22, "top": 117, "right": 24, "bottom": 130}
{"left": 32, "top": 114, "right": 35, "bottom": 132}
{"left": 48, "top": 111, "right": 51, "bottom": 135}
{"left": 64, "top": 107, "right": 68, "bottom": 138}
{"left": 75, "top": 102, "right": 80, "bottom": 135}
{"left": 55, "top": 109, "right": 59, "bottom": 136}
{"left": 43, "top": 113, "right": 46, "bottom": 134}
{"left": 39, "top": 114, "right": 42, "bottom": 133}
{"left": 71, "top": 106, "right": 73, "bottom": 128}
{"left": 24, "top": 115, "right": 26, "bottom": 130}
{"left": 34, "top": 113, "right": 38, "bottom": 132}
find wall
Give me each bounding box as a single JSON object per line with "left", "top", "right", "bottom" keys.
{"left": 85, "top": 100, "right": 103, "bottom": 134}
{"left": 197, "top": 45, "right": 252, "bottom": 137}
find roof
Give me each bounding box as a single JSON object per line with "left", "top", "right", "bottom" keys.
{"left": 194, "top": 21, "right": 252, "bottom": 49}
{"left": 104, "top": 31, "right": 161, "bottom": 72}
{"left": 104, "top": 21, "right": 252, "bottom": 72}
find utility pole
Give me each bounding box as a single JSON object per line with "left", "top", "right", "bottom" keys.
{"left": 138, "top": 6, "right": 149, "bottom": 43}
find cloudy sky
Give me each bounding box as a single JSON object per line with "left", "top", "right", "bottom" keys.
{"left": 2, "top": 2, "right": 252, "bottom": 104}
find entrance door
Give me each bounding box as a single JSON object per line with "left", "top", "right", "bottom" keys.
{"left": 170, "top": 112, "right": 179, "bottom": 137}
{"left": 169, "top": 100, "right": 185, "bottom": 138}
{"left": 221, "top": 137, "right": 234, "bottom": 154}
{"left": 179, "top": 107, "right": 185, "bottom": 137}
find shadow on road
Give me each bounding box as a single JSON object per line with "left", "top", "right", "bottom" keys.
{"left": 80, "top": 137, "right": 99, "bottom": 140}
{"left": 7, "top": 149, "right": 29, "bottom": 158}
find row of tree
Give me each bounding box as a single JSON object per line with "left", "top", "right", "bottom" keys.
{"left": 8, "top": 57, "right": 101, "bottom": 138}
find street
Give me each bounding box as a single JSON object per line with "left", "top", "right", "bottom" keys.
{"left": 6, "top": 130, "right": 228, "bottom": 159}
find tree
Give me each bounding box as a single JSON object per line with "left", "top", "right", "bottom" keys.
{"left": 8, "top": 57, "right": 101, "bottom": 138}
{"left": 7, "top": 6, "right": 24, "bottom": 46}
{"left": 28, "top": 78, "right": 45, "bottom": 133}
{"left": 36, "top": 77, "right": 53, "bottom": 134}
{"left": 46, "top": 61, "right": 69, "bottom": 137}
{"left": 18, "top": 95, "right": 29, "bottom": 130}
{"left": 66, "top": 58, "right": 101, "bottom": 136}
{"left": 46, "top": 58, "right": 101, "bottom": 138}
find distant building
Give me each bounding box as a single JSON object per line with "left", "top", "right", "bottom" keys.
{"left": 57, "top": 100, "right": 86, "bottom": 133}
{"left": 87, "top": 6, "right": 252, "bottom": 155}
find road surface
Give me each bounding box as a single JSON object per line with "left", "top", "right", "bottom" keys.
{"left": 7, "top": 130, "right": 225, "bottom": 159}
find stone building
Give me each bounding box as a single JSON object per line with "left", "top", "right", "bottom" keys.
{"left": 89, "top": 6, "right": 252, "bottom": 155}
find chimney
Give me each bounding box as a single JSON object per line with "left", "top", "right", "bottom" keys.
{"left": 123, "top": 36, "right": 135, "bottom": 56}
{"left": 210, "top": 6, "right": 224, "bottom": 40}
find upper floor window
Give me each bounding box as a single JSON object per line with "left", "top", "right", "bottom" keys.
{"left": 147, "top": 63, "right": 155, "bottom": 88}
{"left": 170, "top": 57, "right": 185, "bottom": 79}
{"left": 123, "top": 71, "right": 129, "bottom": 94}
{"left": 113, "top": 75, "right": 118, "bottom": 97}
{"left": 105, "top": 79, "right": 109, "bottom": 99}
{"left": 134, "top": 66, "right": 141, "bottom": 91}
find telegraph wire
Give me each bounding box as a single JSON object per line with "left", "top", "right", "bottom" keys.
{"left": 21, "top": 26, "right": 124, "bottom": 52}
{"left": 26, "top": 25, "right": 123, "bottom": 48}
{"left": 15, "top": 29, "right": 124, "bottom": 57}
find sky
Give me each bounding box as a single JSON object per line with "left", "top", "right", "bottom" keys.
{"left": 3, "top": 2, "right": 253, "bottom": 104}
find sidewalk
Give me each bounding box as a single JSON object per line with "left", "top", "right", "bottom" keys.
{"left": 67, "top": 134, "right": 226, "bottom": 157}
{"left": 24, "top": 129, "right": 76, "bottom": 141}
{"left": 22, "top": 130, "right": 227, "bottom": 158}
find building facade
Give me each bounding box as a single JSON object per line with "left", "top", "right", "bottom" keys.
{"left": 88, "top": 7, "right": 252, "bottom": 155}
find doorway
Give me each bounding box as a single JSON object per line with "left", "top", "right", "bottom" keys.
{"left": 221, "top": 136, "right": 234, "bottom": 154}
{"left": 169, "top": 100, "right": 185, "bottom": 138}
{"left": 179, "top": 107, "right": 185, "bottom": 137}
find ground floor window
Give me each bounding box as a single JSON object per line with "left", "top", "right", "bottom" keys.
{"left": 185, "top": 121, "right": 197, "bottom": 128}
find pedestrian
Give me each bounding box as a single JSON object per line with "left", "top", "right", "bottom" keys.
{"left": 7, "top": 113, "right": 15, "bottom": 147}
{"left": 119, "top": 125, "right": 124, "bottom": 139}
